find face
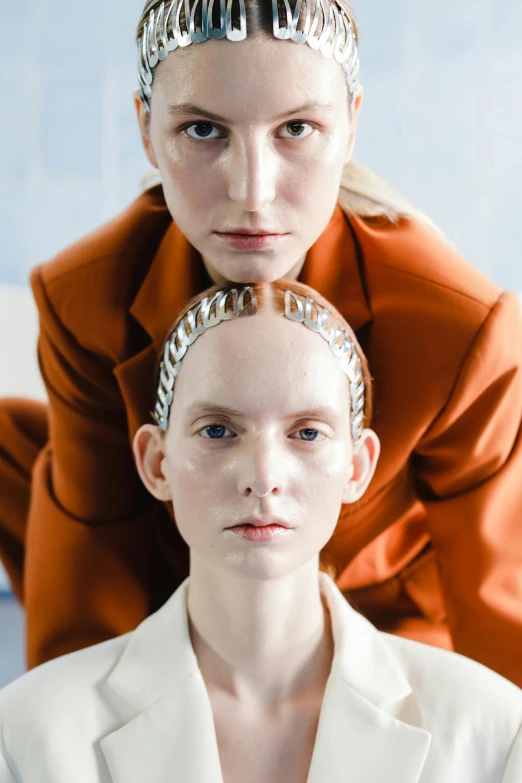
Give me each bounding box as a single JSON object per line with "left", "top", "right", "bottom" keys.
{"left": 135, "top": 310, "right": 379, "bottom": 582}
{"left": 137, "top": 36, "right": 361, "bottom": 283}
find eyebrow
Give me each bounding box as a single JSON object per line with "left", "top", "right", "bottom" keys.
{"left": 166, "top": 101, "right": 335, "bottom": 123}
{"left": 184, "top": 403, "right": 246, "bottom": 419}
{"left": 184, "top": 403, "right": 341, "bottom": 420}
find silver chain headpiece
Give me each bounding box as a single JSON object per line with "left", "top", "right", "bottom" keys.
{"left": 153, "top": 286, "right": 366, "bottom": 443}
{"left": 153, "top": 287, "right": 258, "bottom": 431}
{"left": 284, "top": 290, "right": 365, "bottom": 443}
{"left": 138, "top": 0, "right": 360, "bottom": 111}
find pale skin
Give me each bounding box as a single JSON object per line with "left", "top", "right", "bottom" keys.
{"left": 134, "top": 310, "right": 379, "bottom": 782}
{"left": 134, "top": 34, "right": 363, "bottom": 285}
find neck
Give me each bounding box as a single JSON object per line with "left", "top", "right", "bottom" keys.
{"left": 186, "top": 558, "right": 334, "bottom": 710}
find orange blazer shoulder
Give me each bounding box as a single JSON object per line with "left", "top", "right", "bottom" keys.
{"left": 23, "top": 189, "right": 522, "bottom": 687}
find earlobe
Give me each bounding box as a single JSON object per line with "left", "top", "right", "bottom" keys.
{"left": 133, "top": 424, "right": 172, "bottom": 502}
{"left": 354, "top": 88, "right": 364, "bottom": 115}
{"left": 342, "top": 428, "right": 380, "bottom": 504}
{"left": 342, "top": 481, "right": 358, "bottom": 504}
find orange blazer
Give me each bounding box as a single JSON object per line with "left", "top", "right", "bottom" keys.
{"left": 25, "top": 186, "right": 522, "bottom": 683}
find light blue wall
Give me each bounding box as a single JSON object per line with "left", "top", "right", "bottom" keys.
{"left": 1, "top": 0, "right": 521, "bottom": 290}
{"left": 0, "top": 0, "right": 521, "bottom": 683}
{"left": 354, "top": 0, "right": 522, "bottom": 292}
{"left": 0, "top": 0, "right": 147, "bottom": 286}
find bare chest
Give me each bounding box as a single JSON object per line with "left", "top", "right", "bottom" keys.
{"left": 212, "top": 699, "right": 322, "bottom": 783}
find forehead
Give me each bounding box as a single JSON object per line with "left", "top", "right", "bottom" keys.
{"left": 153, "top": 35, "right": 348, "bottom": 120}
{"left": 170, "top": 311, "right": 351, "bottom": 415}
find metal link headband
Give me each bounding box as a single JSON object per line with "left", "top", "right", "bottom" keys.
{"left": 138, "top": 0, "right": 360, "bottom": 111}
{"left": 153, "top": 286, "right": 366, "bottom": 443}
{"left": 153, "top": 287, "right": 257, "bottom": 431}
{"left": 284, "top": 290, "right": 365, "bottom": 443}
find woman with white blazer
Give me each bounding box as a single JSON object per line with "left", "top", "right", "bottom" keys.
{"left": 0, "top": 280, "right": 521, "bottom": 783}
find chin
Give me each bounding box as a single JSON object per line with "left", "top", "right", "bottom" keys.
{"left": 221, "top": 552, "right": 298, "bottom": 581}
{"left": 214, "top": 253, "right": 300, "bottom": 285}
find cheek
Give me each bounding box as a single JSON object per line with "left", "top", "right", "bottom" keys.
{"left": 161, "top": 149, "right": 221, "bottom": 206}
{"left": 167, "top": 447, "right": 232, "bottom": 518}
{"left": 292, "top": 445, "right": 350, "bottom": 501}
{"left": 150, "top": 127, "right": 221, "bottom": 205}
{"left": 310, "top": 138, "right": 347, "bottom": 186}
{"left": 170, "top": 454, "right": 208, "bottom": 498}
{"left": 280, "top": 140, "right": 347, "bottom": 213}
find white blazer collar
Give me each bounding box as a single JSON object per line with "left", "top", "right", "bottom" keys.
{"left": 100, "top": 574, "right": 431, "bottom": 783}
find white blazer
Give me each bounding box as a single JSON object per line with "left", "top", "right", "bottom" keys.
{"left": 0, "top": 573, "right": 521, "bottom": 783}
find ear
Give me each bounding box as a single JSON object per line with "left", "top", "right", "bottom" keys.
{"left": 134, "top": 89, "right": 160, "bottom": 169}
{"left": 133, "top": 423, "right": 172, "bottom": 502}
{"left": 341, "top": 427, "right": 380, "bottom": 504}
{"left": 345, "top": 88, "right": 364, "bottom": 163}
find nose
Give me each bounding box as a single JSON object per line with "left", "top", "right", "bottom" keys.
{"left": 237, "top": 434, "right": 285, "bottom": 498}
{"left": 227, "top": 134, "right": 276, "bottom": 212}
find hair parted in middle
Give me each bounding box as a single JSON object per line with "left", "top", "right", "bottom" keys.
{"left": 136, "top": 0, "right": 361, "bottom": 111}
{"left": 153, "top": 278, "right": 372, "bottom": 436}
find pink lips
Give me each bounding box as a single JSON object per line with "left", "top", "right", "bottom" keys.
{"left": 214, "top": 229, "right": 288, "bottom": 251}
{"left": 226, "top": 517, "right": 292, "bottom": 543}
{"left": 228, "top": 524, "right": 291, "bottom": 542}
{"left": 223, "top": 228, "right": 279, "bottom": 235}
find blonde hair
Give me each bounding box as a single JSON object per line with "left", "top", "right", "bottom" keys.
{"left": 136, "top": 0, "right": 444, "bottom": 237}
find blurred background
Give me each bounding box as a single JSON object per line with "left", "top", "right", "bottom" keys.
{"left": 1, "top": 0, "right": 521, "bottom": 685}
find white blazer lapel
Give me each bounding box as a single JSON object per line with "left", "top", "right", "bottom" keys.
{"left": 307, "top": 676, "right": 431, "bottom": 783}
{"left": 100, "top": 670, "right": 223, "bottom": 783}
{"left": 306, "top": 575, "right": 431, "bottom": 783}
{"left": 99, "top": 574, "right": 431, "bottom": 783}
{"left": 99, "top": 579, "right": 223, "bottom": 783}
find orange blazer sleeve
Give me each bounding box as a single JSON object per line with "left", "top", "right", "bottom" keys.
{"left": 25, "top": 267, "right": 153, "bottom": 669}
{"left": 414, "top": 290, "right": 522, "bottom": 685}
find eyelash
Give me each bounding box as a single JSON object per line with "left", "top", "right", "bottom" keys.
{"left": 182, "top": 120, "right": 315, "bottom": 142}
{"left": 290, "top": 428, "right": 325, "bottom": 443}
{"left": 200, "top": 424, "right": 235, "bottom": 439}
{"left": 198, "top": 424, "right": 326, "bottom": 442}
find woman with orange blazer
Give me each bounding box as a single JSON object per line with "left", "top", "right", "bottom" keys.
{"left": 0, "top": 0, "right": 521, "bottom": 681}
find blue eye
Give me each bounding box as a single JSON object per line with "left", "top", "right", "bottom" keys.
{"left": 292, "top": 428, "right": 324, "bottom": 442}
{"left": 201, "top": 424, "right": 234, "bottom": 439}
